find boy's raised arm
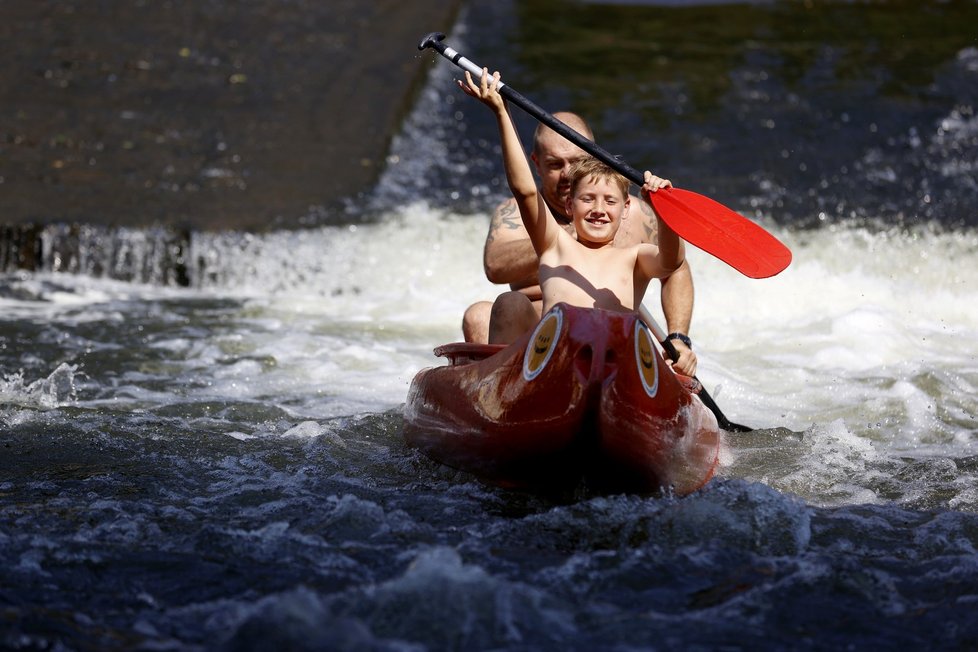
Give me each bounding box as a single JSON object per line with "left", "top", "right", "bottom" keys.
{"left": 637, "top": 170, "right": 685, "bottom": 279}
{"left": 458, "top": 69, "right": 558, "bottom": 256}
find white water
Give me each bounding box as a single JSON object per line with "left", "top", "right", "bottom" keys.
{"left": 5, "top": 208, "right": 977, "bottom": 460}
{"left": 683, "top": 223, "right": 978, "bottom": 448}
{"left": 184, "top": 211, "right": 978, "bottom": 457}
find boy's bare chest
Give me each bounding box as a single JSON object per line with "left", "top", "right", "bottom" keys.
{"left": 541, "top": 245, "right": 636, "bottom": 287}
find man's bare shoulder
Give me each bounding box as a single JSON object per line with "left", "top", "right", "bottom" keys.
{"left": 634, "top": 192, "right": 659, "bottom": 243}
{"left": 637, "top": 193, "right": 660, "bottom": 241}
{"left": 613, "top": 193, "right": 658, "bottom": 247}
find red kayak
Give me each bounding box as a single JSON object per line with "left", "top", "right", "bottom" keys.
{"left": 403, "top": 303, "right": 721, "bottom": 494}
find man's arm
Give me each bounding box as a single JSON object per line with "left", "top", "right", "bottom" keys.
{"left": 660, "top": 259, "right": 693, "bottom": 335}
{"left": 660, "top": 259, "right": 696, "bottom": 374}
{"left": 637, "top": 185, "right": 698, "bottom": 376}
{"left": 483, "top": 198, "right": 538, "bottom": 285}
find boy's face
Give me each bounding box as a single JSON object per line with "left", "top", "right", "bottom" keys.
{"left": 566, "top": 175, "right": 629, "bottom": 246}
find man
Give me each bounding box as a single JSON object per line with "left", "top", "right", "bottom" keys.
{"left": 461, "top": 111, "right": 698, "bottom": 375}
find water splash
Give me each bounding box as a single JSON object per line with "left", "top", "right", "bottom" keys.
{"left": 0, "top": 363, "right": 78, "bottom": 411}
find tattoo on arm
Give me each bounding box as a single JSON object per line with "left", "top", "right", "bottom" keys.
{"left": 487, "top": 200, "right": 521, "bottom": 244}
{"left": 637, "top": 200, "right": 658, "bottom": 242}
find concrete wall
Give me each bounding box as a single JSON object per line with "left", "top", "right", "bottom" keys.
{"left": 0, "top": 0, "right": 462, "bottom": 234}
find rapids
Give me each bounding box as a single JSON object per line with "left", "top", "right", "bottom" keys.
{"left": 3, "top": 1, "right": 978, "bottom": 649}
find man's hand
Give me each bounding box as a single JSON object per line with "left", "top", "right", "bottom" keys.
{"left": 668, "top": 339, "right": 697, "bottom": 377}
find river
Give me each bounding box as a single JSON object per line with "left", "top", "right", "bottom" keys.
{"left": 3, "top": 1, "right": 978, "bottom": 650}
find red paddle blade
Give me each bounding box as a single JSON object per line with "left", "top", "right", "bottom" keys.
{"left": 648, "top": 188, "right": 792, "bottom": 279}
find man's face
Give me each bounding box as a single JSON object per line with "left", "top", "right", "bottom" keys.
{"left": 531, "top": 134, "right": 588, "bottom": 217}
{"left": 566, "top": 175, "right": 629, "bottom": 246}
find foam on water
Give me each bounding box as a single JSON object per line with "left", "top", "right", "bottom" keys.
{"left": 188, "top": 205, "right": 493, "bottom": 328}
{"left": 4, "top": 209, "right": 976, "bottom": 459}
{"left": 3, "top": 183, "right": 978, "bottom": 514}
{"left": 667, "top": 223, "right": 978, "bottom": 455}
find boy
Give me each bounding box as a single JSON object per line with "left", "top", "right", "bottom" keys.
{"left": 459, "top": 69, "right": 684, "bottom": 344}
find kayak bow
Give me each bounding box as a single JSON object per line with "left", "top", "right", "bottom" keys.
{"left": 403, "top": 304, "right": 721, "bottom": 494}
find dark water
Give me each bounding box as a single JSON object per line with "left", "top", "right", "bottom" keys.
{"left": 4, "top": 374, "right": 978, "bottom": 650}
{"left": 3, "top": 1, "right": 978, "bottom": 650}
{"left": 399, "top": 0, "right": 978, "bottom": 228}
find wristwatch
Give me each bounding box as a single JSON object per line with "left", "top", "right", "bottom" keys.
{"left": 665, "top": 332, "right": 692, "bottom": 349}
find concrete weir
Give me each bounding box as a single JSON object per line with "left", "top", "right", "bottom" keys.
{"left": 0, "top": 0, "right": 462, "bottom": 282}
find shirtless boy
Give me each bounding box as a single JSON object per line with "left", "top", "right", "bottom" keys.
{"left": 459, "top": 69, "right": 684, "bottom": 343}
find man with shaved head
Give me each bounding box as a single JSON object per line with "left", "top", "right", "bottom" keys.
{"left": 462, "top": 111, "right": 698, "bottom": 375}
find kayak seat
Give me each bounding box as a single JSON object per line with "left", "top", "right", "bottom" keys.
{"left": 433, "top": 342, "right": 507, "bottom": 366}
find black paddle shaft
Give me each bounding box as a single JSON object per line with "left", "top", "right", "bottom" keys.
{"left": 418, "top": 32, "right": 646, "bottom": 187}
{"left": 640, "top": 304, "right": 752, "bottom": 433}
{"left": 659, "top": 338, "right": 752, "bottom": 433}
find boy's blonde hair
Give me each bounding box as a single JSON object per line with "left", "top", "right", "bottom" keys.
{"left": 567, "top": 157, "right": 630, "bottom": 200}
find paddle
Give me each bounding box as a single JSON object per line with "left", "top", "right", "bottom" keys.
{"left": 637, "top": 305, "right": 752, "bottom": 432}
{"left": 418, "top": 32, "right": 792, "bottom": 279}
